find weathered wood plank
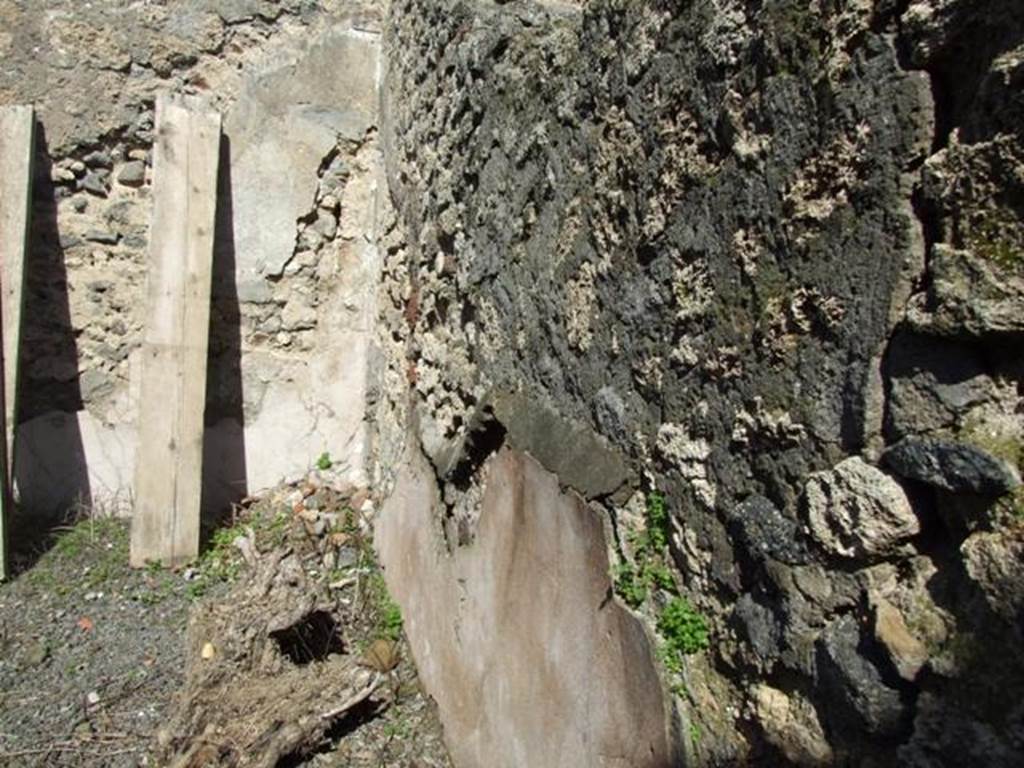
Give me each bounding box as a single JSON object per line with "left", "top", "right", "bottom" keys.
{"left": 0, "top": 105, "right": 34, "bottom": 580}
{"left": 130, "top": 94, "right": 221, "bottom": 568}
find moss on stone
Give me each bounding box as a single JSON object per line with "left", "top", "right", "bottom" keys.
{"left": 959, "top": 425, "right": 1022, "bottom": 468}
{"left": 967, "top": 210, "right": 1024, "bottom": 275}
{"left": 958, "top": 421, "right": 1024, "bottom": 525}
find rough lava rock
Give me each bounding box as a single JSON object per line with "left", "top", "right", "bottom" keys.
{"left": 728, "top": 494, "right": 809, "bottom": 566}
{"left": 961, "top": 531, "right": 1024, "bottom": 621}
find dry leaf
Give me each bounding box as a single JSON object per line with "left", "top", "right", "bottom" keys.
{"left": 76, "top": 616, "right": 94, "bottom": 632}
{"left": 361, "top": 639, "right": 399, "bottom": 672}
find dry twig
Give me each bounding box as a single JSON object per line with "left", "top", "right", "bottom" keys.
{"left": 321, "top": 674, "right": 382, "bottom": 720}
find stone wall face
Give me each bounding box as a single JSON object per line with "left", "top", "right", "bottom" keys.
{"left": 376, "top": 0, "right": 1024, "bottom": 765}
{"left": 1, "top": 0, "right": 386, "bottom": 514}
{"left": 4, "top": 0, "right": 1023, "bottom": 764}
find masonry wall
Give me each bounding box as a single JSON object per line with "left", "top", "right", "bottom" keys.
{"left": 375, "top": 1, "right": 1024, "bottom": 764}
{"left": 1, "top": 0, "right": 385, "bottom": 516}
{"left": 5, "top": 1, "right": 1023, "bottom": 765}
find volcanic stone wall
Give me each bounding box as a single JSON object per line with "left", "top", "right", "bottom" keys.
{"left": 376, "top": 1, "right": 1024, "bottom": 764}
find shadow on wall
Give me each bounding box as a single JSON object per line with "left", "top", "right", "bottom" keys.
{"left": 9, "top": 126, "right": 249, "bottom": 566}
{"left": 200, "top": 134, "right": 248, "bottom": 532}
{"left": 8, "top": 121, "right": 90, "bottom": 569}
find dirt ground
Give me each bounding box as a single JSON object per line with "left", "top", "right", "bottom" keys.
{"left": 0, "top": 478, "right": 452, "bottom": 768}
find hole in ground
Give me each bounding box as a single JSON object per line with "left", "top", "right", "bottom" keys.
{"left": 270, "top": 610, "right": 345, "bottom": 665}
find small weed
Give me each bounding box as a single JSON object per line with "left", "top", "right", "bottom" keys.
{"left": 612, "top": 563, "right": 648, "bottom": 609}
{"left": 381, "top": 599, "right": 404, "bottom": 640}
{"left": 657, "top": 643, "right": 684, "bottom": 676}
{"left": 201, "top": 525, "right": 244, "bottom": 582}
{"left": 30, "top": 516, "right": 129, "bottom": 593}
{"left": 338, "top": 506, "right": 361, "bottom": 537}
{"left": 184, "top": 513, "right": 262, "bottom": 601}
{"left": 367, "top": 571, "right": 403, "bottom": 641}
{"left": 185, "top": 579, "right": 209, "bottom": 601}
{"left": 645, "top": 492, "right": 669, "bottom": 550}
{"left": 659, "top": 597, "right": 710, "bottom": 658}
{"left": 134, "top": 571, "right": 176, "bottom": 605}
{"left": 612, "top": 490, "right": 677, "bottom": 607}
{"left": 316, "top": 452, "right": 333, "bottom": 471}
{"left": 689, "top": 721, "right": 701, "bottom": 749}
{"left": 644, "top": 561, "right": 675, "bottom": 592}
{"left": 382, "top": 717, "right": 414, "bottom": 741}
{"left": 613, "top": 491, "right": 708, "bottom": 687}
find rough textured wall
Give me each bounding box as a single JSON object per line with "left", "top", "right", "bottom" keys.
{"left": 0, "top": 0, "right": 386, "bottom": 514}
{"left": 377, "top": 0, "right": 1024, "bottom": 765}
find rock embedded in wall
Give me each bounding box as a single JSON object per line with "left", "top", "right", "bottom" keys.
{"left": 802, "top": 457, "right": 920, "bottom": 560}
{"left": 883, "top": 437, "right": 1022, "bottom": 495}
{"left": 750, "top": 684, "right": 833, "bottom": 766}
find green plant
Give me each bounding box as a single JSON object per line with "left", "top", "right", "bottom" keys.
{"left": 612, "top": 490, "right": 677, "bottom": 607}
{"left": 185, "top": 516, "right": 251, "bottom": 600}
{"left": 645, "top": 491, "right": 669, "bottom": 550}
{"left": 382, "top": 718, "right": 414, "bottom": 741}
{"left": 316, "top": 452, "right": 333, "bottom": 471}
{"left": 644, "top": 561, "right": 675, "bottom": 591}
{"left": 367, "top": 571, "right": 404, "bottom": 640}
{"left": 689, "top": 721, "right": 701, "bottom": 749}
{"left": 38, "top": 516, "right": 130, "bottom": 591}
{"left": 613, "top": 562, "right": 648, "bottom": 609}
{"left": 186, "top": 579, "right": 209, "bottom": 600}
{"left": 614, "top": 492, "right": 709, "bottom": 686}
{"left": 657, "top": 643, "right": 684, "bottom": 675}
{"left": 381, "top": 597, "right": 404, "bottom": 641}
{"left": 659, "top": 597, "right": 710, "bottom": 658}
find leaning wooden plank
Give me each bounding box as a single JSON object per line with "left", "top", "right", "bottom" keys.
{"left": 130, "top": 94, "right": 221, "bottom": 568}
{"left": 0, "top": 105, "right": 34, "bottom": 580}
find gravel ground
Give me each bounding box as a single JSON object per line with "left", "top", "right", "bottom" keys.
{"left": 0, "top": 483, "right": 452, "bottom": 768}
{"left": 0, "top": 514, "right": 192, "bottom": 766}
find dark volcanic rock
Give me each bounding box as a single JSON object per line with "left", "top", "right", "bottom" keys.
{"left": 731, "top": 594, "right": 783, "bottom": 668}
{"left": 883, "top": 438, "right": 1022, "bottom": 495}
{"left": 816, "top": 614, "right": 909, "bottom": 739}
{"left": 728, "top": 494, "right": 809, "bottom": 566}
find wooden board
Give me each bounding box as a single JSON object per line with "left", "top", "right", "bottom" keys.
{"left": 0, "top": 105, "right": 34, "bottom": 580}
{"left": 130, "top": 94, "right": 221, "bottom": 568}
